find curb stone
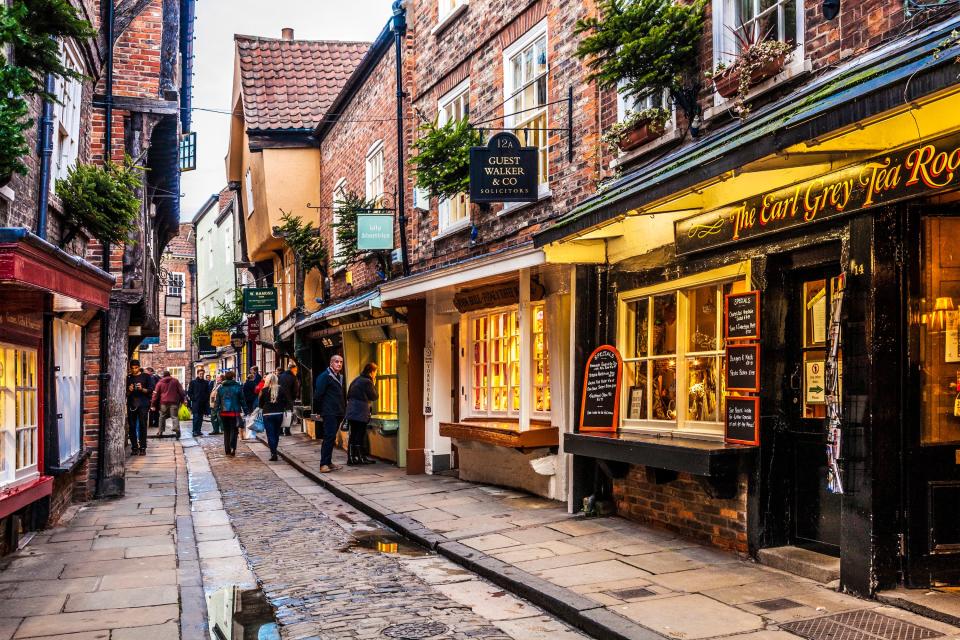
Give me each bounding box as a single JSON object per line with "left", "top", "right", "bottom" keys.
{"left": 261, "top": 435, "right": 668, "bottom": 640}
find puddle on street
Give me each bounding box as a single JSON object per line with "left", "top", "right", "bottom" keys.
{"left": 344, "top": 529, "right": 432, "bottom": 557}
{"left": 208, "top": 585, "right": 279, "bottom": 640}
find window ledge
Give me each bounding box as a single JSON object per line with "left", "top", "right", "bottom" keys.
{"left": 432, "top": 2, "right": 468, "bottom": 36}
{"left": 0, "top": 186, "right": 14, "bottom": 203}
{"left": 499, "top": 188, "right": 552, "bottom": 217}
{"left": 704, "top": 56, "right": 812, "bottom": 122}
{"left": 46, "top": 448, "right": 91, "bottom": 476}
{"left": 610, "top": 125, "right": 682, "bottom": 169}
{"left": 441, "top": 420, "right": 558, "bottom": 449}
{"left": 433, "top": 218, "right": 471, "bottom": 240}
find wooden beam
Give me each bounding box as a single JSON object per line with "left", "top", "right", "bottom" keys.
{"left": 93, "top": 94, "right": 179, "bottom": 115}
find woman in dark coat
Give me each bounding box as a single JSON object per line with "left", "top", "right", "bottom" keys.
{"left": 345, "top": 362, "right": 378, "bottom": 465}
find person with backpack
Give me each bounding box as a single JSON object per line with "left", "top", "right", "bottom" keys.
{"left": 212, "top": 371, "right": 246, "bottom": 455}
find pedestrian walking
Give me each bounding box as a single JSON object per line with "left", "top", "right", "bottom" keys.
{"left": 151, "top": 370, "right": 185, "bottom": 438}
{"left": 250, "top": 366, "right": 262, "bottom": 385}
{"left": 345, "top": 362, "right": 378, "bottom": 467}
{"left": 187, "top": 368, "right": 211, "bottom": 436}
{"left": 278, "top": 364, "right": 298, "bottom": 436}
{"left": 146, "top": 366, "right": 160, "bottom": 434}
{"left": 313, "top": 355, "right": 345, "bottom": 473}
{"left": 209, "top": 374, "right": 224, "bottom": 435}
{"left": 126, "top": 359, "right": 155, "bottom": 456}
{"left": 213, "top": 370, "right": 246, "bottom": 456}
{"left": 242, "top": 373, "right": 259, "bottom": 414}
{"left": 259, "top": 373, "right": 285, "bottom": 461}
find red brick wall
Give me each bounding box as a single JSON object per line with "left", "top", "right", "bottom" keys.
{"left": 613, "top": 467, "right": 748, "bottom": 554}
{"left": 82, "top": 316, "right": 103, "bottom": 499}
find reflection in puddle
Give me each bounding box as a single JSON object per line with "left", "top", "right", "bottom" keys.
{"left": 208, "top": 585, "right": 279, "bottom": 640}
{"left": 345, "top": 529, "right": 432, "bottom": 557}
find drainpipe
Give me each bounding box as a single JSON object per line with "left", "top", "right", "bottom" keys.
{"left": 391, "top": 0, "right": 410, "bottom": 277}
{"left": 96, "top": 0, "right": 116, "bottom": 497}
{"left": 36, "top": 73, "right": 55, "bottom": 240}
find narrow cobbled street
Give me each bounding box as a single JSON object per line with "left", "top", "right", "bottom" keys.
{"left": 194, "top": 436, "right": 587, "bottom": 640}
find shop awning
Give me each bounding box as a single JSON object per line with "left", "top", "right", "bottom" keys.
{"left": 535, "top": 14, "right": 960, "bottom": 248}
{"left": 297, "top": 288, "right": 382, "bottom": 331}
{"left": 0, "top": 228, "right": 115, "bottom": 309}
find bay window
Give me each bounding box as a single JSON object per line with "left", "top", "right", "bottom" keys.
{"left": 0, "top": 345, "right": 39, "bottom": 484}
{"left": 504, "top": 21, "right": 549, "bottom": 189}
{"left": 620, "top": 268, "right": 746, "bottom": 437}
{"left": 438, "top": 80, "right": 471, "bottom": 233}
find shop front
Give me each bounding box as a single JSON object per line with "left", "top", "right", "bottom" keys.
{"left": 536, "top": 25, "right": 960, "bottom": 594}
{"left": 380, "top": 245, "right": 572, "bottom": 499}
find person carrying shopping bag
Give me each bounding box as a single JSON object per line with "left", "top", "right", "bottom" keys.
{"left": 258, "top": 373, "right": 285, "bottom": 461}
{"left": 212, "top": 371, "right": 246, "bottom": 456}
{"left": 151, "top": 370, "right": 185, "bottom": 438}
{"left": 345, "top": 363, "right": 378, "bottom": 467}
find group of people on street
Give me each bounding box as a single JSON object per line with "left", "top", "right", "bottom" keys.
{"left": 313, "top": 355, "right": 379, "bottom": 473}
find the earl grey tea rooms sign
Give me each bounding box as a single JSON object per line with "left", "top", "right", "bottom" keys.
{"left": 470, "top": 132, "right": 539, "bottom": 203}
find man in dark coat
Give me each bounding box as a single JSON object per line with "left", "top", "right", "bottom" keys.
{"left": 187, "top": 368, "right": 211, "bottom": 437}
{"left": 126, "top": 360, "right": 155, "bottom": 455}
{"left": 313, "top": 355, "right": 345, "bottom": 472}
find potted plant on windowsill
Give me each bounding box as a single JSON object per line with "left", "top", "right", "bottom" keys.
{"left": 602, "top": 107, "right": 670, "bottom": 152}
{"left": 706, "top": 25, "right": 794, "bottom": 117}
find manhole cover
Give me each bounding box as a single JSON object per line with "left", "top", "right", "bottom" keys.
{"left": 755, "top": 598, "right": 802, "bottom": 612}
{"left": 382, "top": 621, "right": 449, "bottom": 639}
{"left": 609, "top": 587, "right": 656, "bottom": 600}
{"left": 781, "top": 610, "right": 943, "bottom": 640}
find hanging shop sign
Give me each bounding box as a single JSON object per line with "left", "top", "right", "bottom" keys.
{"left": 676, "top": 129, "right": 960, "bottom": 256}
{"left": 423, "top": 345, "right": 434, "bottom": 416}
{"left": 247, "top": 316, "right": 260, "bottom": 341}
{"left": 197, "top": 335, "right": 216, "bottom": 357}
{"left": 453, "top": 280, "right": 545, "bottom": 313}
{"left": 579, "top": 345, "right": 623, "bottom": 433}
{"left": 725, "top": 291, "right": 760, "bottom": 341}
{"left": 725, "top": 396, "right": 759, "bottom": 445}
{"left": 211, "top": 330, "right": 230, "bottom": 347}
{"left": 726, "top": 344, "right": 760, "bottom": 393}
{"left": 469, "top": 132, "right": 539, "bottom": 203}
{"left": 164, "top": 294, "right": 182, "bottom": 318}
{"left": 356, "top": 214, "right": 395, "bottom": 251}
{"left": 242, "top": 287, "right": 278, "bottom": 313}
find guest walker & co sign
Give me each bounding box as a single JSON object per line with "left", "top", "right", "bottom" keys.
{"left": 676, "top": 130, "right": 960, "bottom": 255}
{"left": 469, "top": 132, "right": 539, "bottom": 203}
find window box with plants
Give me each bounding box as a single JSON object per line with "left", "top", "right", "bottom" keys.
{"left": 603, "top": 107, "right": 670, "bottom": 153}
{"left": 707, "top": 27, "right": 794, "bottom": 117}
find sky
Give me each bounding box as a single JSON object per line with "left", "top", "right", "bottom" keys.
{"left": 179, "top": 0, "right": 392, "bottom": 219}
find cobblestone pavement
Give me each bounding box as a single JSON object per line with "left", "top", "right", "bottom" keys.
{"left": 198, "top": 436, "right": 589, "bottom": 640}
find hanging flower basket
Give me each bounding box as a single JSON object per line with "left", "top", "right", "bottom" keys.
{"left": 618, "top": 120, "right": 666, "bottom": 151}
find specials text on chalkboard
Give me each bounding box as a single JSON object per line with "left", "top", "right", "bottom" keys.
{"left": 579, "top": 345, "right": 623, "bottom": 433}
{"left": 725, "top": 291, "right": 760, "bottom": 341}
{"left": 725, "top": 396, "right": 759, "bottom": 445}
{"left": 726, "top": 343, "right": 760, "bottom": 393}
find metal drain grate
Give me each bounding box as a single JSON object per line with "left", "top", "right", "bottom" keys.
{"left": 781, "top": 610, "right": 943, "bottom": 640}
{"left": 382, "top": 621, "right": 450, "bottom": 639}
{"left": 755, "top": 598, "right": 802, "bottom": 612}
{"left": 609, "top": 587, "right": 656, "bottom": 600}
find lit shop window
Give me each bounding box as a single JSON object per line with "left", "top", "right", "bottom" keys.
{"left": 532, "top": 303, "right": 550, "bottom": 412}
{"left": 0, "top": 345, "right": 39, "bottom": 483}
{"left": 621, "top": 280, "right": 742, "bottom": 436}
{"left": 376, "top": 340, "right": 399, "bottom": 418}
{"left": 504, "top": 21, "right": 549, "bottom": 187}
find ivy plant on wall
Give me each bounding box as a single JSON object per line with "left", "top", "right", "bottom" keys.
{"left": 55, "top": 156, "right": 142, "bottom": 244}
{"left": 409, "top": 118, "right": 484, "bottom": 200}
{"left": 332, "top": 189, "right": 382, "bottom": 270}
{"left": 574, "top": 0, "right": 707, "bottom": 129}
{"left": 0, "top": 0, "right": 94, "bottom": 181}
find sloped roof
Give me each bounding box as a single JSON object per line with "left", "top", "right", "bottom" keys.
{"left": 235, "top": 35, "right": 370, "bottom": 131}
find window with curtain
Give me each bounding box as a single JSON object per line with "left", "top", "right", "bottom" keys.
{"left": 438, "top": 80, "right": 471, "bottom": 232}
{"left": 504, "top": 22, "right": 548, "bottom": 187}
{"left": 376, "top": 340, "right": 399, "bottom": 418}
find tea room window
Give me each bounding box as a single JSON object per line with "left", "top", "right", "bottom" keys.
{"left": 503, "top": 20, "right": 549, "bottom": 190}
{"left": 437, "top": 79, "right": 471, "bottom": 233}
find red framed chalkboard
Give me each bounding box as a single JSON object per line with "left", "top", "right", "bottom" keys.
{"left": 725, "top": 343, "right": 760, "bottom": 393}
{"left": 725, "top": 396, "right": 760, "bottom": 445}
{"left": 725, "top": 290, "right": 760, "bottom": 342}
{"left": 579, "top": 345, "right": 623, "bottom": 433}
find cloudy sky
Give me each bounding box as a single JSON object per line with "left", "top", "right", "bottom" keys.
{"left": 179, "top": 0, "right": 391, "bottom": 218}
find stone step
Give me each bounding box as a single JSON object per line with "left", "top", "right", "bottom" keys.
{"left": 757, "top": 545, "right": 841, "bottom": 583}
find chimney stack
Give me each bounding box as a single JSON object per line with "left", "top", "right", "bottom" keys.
{"left": 281, "top": 27, "right": 294, "bottom": 40}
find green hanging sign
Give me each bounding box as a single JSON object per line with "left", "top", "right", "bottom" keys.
{"left": 356, "top": 214, "right": 394, "bottom": 251}
{"left": 242, "top": 287, "right": 278, "bottom": 312}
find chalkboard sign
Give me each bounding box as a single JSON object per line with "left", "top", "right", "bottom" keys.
{"left": 725, "top": 396, "right": 759, "bottom": 445}
{"left": 725, "top": 291, "right": 760, "bottom": 341}
{"left": 726, "top": 344, "right": 760, "bottom": 392}
{"left": 579, "top": 345, "right": 623, "bottom": 432}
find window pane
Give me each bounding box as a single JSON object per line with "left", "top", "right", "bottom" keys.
{"left": 651, "top": 359, "right": 677, "bottom": 421}
{"left": 625, "top": 361, "right": 648, "bottom": 420}
{"left": 628, "top": 299, "right": 649, "bottom": 358}
{"left": 688, "top": 285, "right": 719, "bottom": 352}
{"left": 687, "top": 356, "right": 720, "bottom": 422}
{"left": 652, "top": 294, "right": 677, "bottom": 355}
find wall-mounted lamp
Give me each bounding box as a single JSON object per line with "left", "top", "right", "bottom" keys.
{"left": 823, "top": 0, "right": 840, "bottom": 20}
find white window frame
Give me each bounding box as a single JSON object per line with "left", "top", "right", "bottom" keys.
{"left": 167, "top": 272, "right": 185, "bottom": 297}
{"left": 52, "top": 40, "right": 83, "bottom": 184}
{"left": 245, "top": 168, "right": 255, "bottom": 216}
{"left": 437, "top": 0, "right": 467, "bottom": 23}
{"left": 0, "top": 344, "right": 40, "bottom": 486}
{"left": 503, "top": 20, "right": 549, "bottom": 195}
{"left": 437, "top": 79, "right": 472, "bottom": 235}
{"left": 712, "top": 0, "right": 804, "bottom": 68}
{"left": 616, "top": 83, "right": 676, "bottom": 133}
{"left": 332, "top": 178, "right": 347, "bottom": 265}
{"left": 54, "top": 320, "right": 82, "bottom": 463}
{"left": 617, "top": 263, "right": 747, "bottom": 440}
{"left": 168, "top": 366, "right": 186, "bottom": 387}
{"left": 167, "top": 318, "right": 185, "bottom": 352}
{"left": 365, "top": 141, "right": 384, "bottom": 206}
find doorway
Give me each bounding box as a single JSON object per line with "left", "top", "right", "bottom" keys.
{"left": 784, "top": 265, "right": 843, "bottom": 555}
{"left": 907, "top": 215, "right": 960, "bottom": 586}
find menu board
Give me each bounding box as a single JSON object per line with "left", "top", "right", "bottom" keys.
{"left": 726, "top": 344, "right": 760, "bottom": 393}
{"left": 579, "top": 345, "right": 623, "bottom": 432}
{"left": 725, "top": 291, "right": 760, "bottom": 341}
{"left": 725, "top": 396, "right": 759, "bottom": 445}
